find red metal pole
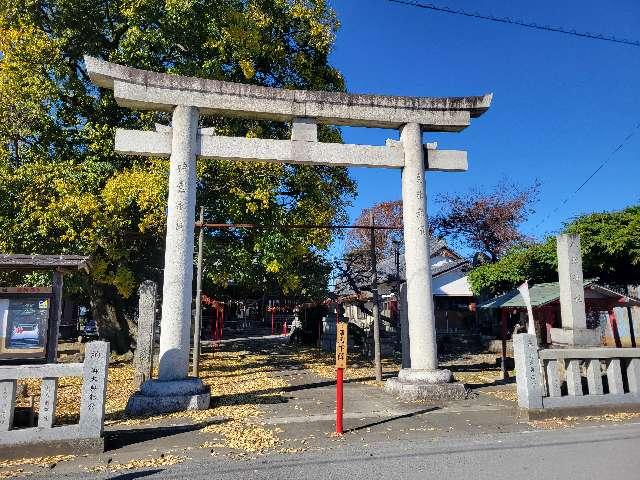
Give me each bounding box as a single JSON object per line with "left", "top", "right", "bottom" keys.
{"left": 218, "top": 303, "right": 224, "bottom": 340}
{"left": 215, "top": 306, "right": 220, "bottom": 341}
{"left": 336, "top": 367, "right": 344, "bottom": 435}
{"left": 214, "top": 305, "right": 216, "bottom": 341}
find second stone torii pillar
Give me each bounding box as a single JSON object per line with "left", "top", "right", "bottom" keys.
{"left": 125, "top": 105, "right": 211, "bottom": 417}
{"left": 385, "top": 123, "right": 466, "bottom": 400}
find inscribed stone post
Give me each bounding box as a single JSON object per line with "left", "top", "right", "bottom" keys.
{"left": 38, "top": 378, "right": 58, "bottom": 428}
{"left": 513, "top": 333, "right": 543, "bottom": 409}
{"left": 0, "top": 380, "right": 16, "bottom": 431}
{"left": 551, "top": 234, "right": 598, "bottom": 346}
{"left": 79, "top": 341, "right": 109, "bottom": 437}
{"left": 135, "top": 280, "right": 157, "bottom": 388}
{"left": 558, "top": 234, "right": 586, "bottom": 330}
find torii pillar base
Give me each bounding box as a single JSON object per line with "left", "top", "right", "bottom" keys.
{"left": 385, "top": 369, "right": 469, "bottom": 401}
{"left": 125, "top": 378, "right": 210, "bottom": 417}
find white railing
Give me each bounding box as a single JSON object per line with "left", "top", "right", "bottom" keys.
{"left": 514, "top": 334, "right": 640, "bottom": 410}
{"left": 0, "top": 341, "right": 109, "bottom": 448}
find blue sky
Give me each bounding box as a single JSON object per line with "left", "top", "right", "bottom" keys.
{"left": 326, "top": 0, "right": 640, "bottom": 257}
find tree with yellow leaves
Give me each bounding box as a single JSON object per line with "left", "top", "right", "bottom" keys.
{"left": 0, "top": 0, "right": 355, "bottom": 352}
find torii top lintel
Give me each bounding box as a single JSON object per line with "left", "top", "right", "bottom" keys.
{"left": 84, "top": 56, "right": 492, "bottom": 131}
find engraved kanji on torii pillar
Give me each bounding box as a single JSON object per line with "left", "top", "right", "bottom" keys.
{"left": 84, "top": 56, "right": 492, "bottom": 404}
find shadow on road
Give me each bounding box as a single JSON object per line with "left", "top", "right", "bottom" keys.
{"left": 105, "top": 417, "right": 228, "bottom": 450}
{"left": 109, "top": 470, "right": 163, "bottom": 480}
{"left": 347, "top": 407, "right": 439, "bottom": 433}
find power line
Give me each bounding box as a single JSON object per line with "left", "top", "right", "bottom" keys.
{"left": 388, "top": 0, "right": 640, "bottom": 47}
{"left": 532, "top": 121, "right": 640, "bottom": 232}
{"left": 195, "top": 222, "right": 402, "bottom": 230}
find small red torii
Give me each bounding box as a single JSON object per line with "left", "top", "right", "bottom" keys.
{"left": 201, "top": 295, "right": 224, "bottom": 342}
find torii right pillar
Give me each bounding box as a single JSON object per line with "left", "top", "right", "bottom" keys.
{"left": 385, "top": 123, "right": 467, "bottom": 400}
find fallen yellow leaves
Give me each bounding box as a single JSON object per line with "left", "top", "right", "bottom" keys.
{"left": 581, "top": 412, "right": 640, "bottom": 422}
{"left": 109, "top": 350, "right": 290, "bottom": 453}
{"left": 287, "top": 347, "right": 398, "bottom": 383}
{"left": 196, "top": 350, "right": 288, "bottom": 453}
{"left": 529, "top": 418, "right": 572, "bottom": 429}
{"left": 87, "top": 455, "right": 186, "bottom": 473}
{"left": 202, "top": 422, "right": 278, "bottom": 452}
{"left": 0, "top": 469, "right": 30, "bottom": 479}
{"left": 482, "top": 388, "right": 518, "bottom": 402}
{"left": 0, "top": 455, "right": 75, "bottom": 469}
{"left": 530, "top": 411, "right": 640, "bottom": 430}
{"left": 453, "top": 371, "right": 505, "bottom": 385}
{"left": 0, "top": 455, "right": 75, "bottom": 479}
{"left": 17, "top": 360, "right": 137, "bottom": 425}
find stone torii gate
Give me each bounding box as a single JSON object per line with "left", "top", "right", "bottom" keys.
{"left": 85, "top": 56, "right": 491, "bottom": 412}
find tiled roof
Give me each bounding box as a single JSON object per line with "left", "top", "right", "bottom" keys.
{"left": 478, "top": 280, "right": 640, "bottom": 309}
{"left": 0, "top": 254, "right": 90, "bottom": 271}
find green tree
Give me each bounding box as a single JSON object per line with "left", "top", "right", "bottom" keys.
{"left": 468, "top": 206, "right": 640, "bottom": 296}
{"left": 0, "top": 0, "right": 356, "bottom": 352}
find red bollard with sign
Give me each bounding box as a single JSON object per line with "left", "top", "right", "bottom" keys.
{"left": 335, "top": 321, "right": 348, "bottom": 435}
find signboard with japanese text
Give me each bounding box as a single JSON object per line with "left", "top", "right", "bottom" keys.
{"left": 335, "top": 322, "right": 348, "bottom": 369}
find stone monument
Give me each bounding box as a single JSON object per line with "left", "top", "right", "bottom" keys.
{"left": 550, "top": 234, "right": 599, "bottom": 346}
{"left": 84, "top": 56, "right": 491, "bottom": 405}
{"left": 132, "top": 280, "right": 157, "bottom": 388}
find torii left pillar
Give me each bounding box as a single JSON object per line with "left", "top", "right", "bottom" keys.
{"left": 125, "top": 105, "right": 210, "bottom": 417}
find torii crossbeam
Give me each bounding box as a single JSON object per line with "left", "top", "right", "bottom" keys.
{"left": 85, "top": 56, "right": 491, "bottom": 412}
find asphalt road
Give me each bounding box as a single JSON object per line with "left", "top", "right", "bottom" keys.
{"left": 43, "top": 421, "right": 640, "bottom": 480}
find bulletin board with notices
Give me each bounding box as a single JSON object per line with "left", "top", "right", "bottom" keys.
{"left": 0, "top": 287, "right": 53, "bottom": 361}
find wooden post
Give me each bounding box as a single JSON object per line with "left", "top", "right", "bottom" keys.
{"left": 501, "top": 309, "right": 509, "bottom": 381}
{"left": 369, "top": 211, "right": 382, "bottom": 382}
{"left": 271, "top": 309, "right": 275, "bottom": 335}
{"left": 192, "top": 207, "right": 205, "bottom": 377}
{"left": 47, "top": 270, "right": 64, "bottom": 363}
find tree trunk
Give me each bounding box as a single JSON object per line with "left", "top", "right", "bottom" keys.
{"left": 88, "top": 283, "right": 132, "bottom": 354}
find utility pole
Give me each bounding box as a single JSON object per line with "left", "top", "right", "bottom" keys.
{"left": 192, "top": 206, "right": 205, "bottom": 377}
{"left": 370, "top": 211, "right": 383, "bottom": 382}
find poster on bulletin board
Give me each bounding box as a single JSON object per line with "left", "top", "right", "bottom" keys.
{"left": 0, "top": 287, "right": 52, "bottom": 361}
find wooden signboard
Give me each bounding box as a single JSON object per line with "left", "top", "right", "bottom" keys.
{"left": 335, "top": 322, "right": 348, "bottom": 369}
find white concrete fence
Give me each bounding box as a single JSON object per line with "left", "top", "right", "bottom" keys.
{"left": 514, "top": 333, "right": 640, "bottom": 411}
{"left": 0, "top": 341, "right": 109, "bottom": 449}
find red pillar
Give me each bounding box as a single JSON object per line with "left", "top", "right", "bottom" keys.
{"left": 219, "top": 304, "right": 224, "bottom": 340}
{"left": 336, "top": 367, "right": 344, "bottom": 434}
{"left": 609, "top": 308, "right": 622, "bottom": 348}
{"left": 214, "top": 305, "right": 218, "bottom": 341}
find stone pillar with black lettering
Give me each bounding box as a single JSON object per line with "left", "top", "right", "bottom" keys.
{"left": 550, "top": 234, "right": 599, "bottom": 346}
